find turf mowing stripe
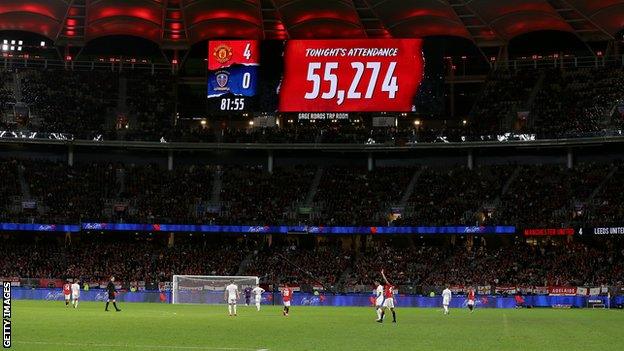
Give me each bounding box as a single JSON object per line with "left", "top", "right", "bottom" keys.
{"left": 15, "top": 341, "right": 268, "bottom": 351}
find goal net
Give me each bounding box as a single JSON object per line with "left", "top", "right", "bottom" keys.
{"left": 172, "top": 275, "right": 259, "bottom": 304}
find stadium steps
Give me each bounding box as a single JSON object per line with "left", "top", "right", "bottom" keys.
{"left": 588, "top": 165, "right": 618, "bottom": 202}
{"left": 115, "top": 167, "right": 126, "bottom": 196}
{"left": 304, "top": 167, "right": 324, "bottom": 207}
{"left": 236, "top": 251, "right": 256, "bottom": 276}
{"left": 502, "top": 71, "right": 545, "bottom": 130}
{"left": 12, "top": 71, "right": 22, "bottom": 102}
{"left": 524, "top": 71, "right": 547, "bottom": 129}
{"left": 399, "top": 168, "right": 424, "bottom": 207}
{"left": 501, "top": 166, "right": 522, "bottom": 196}
{"left": 16, "top": 163, "right": 32, "bottom": 201}
{"left": 118, "top": 76, "right": 128, "bottom": 112}
{"left": 210, "top": 167, "right": 223, "bottom": 204}
{"left": 527, "top": 71, "right": 546, "bottom": 108}
{"left": 117, "top": 76, "right": 131, "bottom": 130}
{"left": 336, "top": 266, "right": 353, "bottom": 290}
{"left": 484, "top": 166, "right": 523, "bottom": 220}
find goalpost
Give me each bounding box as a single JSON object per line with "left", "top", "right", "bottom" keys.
{"left": 171, "top": 275, "right": 259, "bottom": 304}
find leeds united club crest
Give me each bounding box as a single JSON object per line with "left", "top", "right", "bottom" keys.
{"left": 215, "top": 70, "right": 230, "bottom": 91}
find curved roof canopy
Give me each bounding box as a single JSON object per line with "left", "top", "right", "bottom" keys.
{"left": 0, "top": 0, "right": 621, "bottom": 48}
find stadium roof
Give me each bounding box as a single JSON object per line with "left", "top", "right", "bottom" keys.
{"left": 0, "top": 0, "right": 622, "bottom": 49}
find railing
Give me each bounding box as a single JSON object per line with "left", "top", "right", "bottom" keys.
{"left": 3, "top": 53, "right": 622, "bottom": 76}
{"left": 450, "top": 54, "right": 624, "bottom": 76}
{"left": 1, "top": 55, "right": 174, "bottom": 73}
{"left": 2, "top": 133, "right": 624, "bottom": 151}
{"left": 503, "top": 54, "right": 624, "bottom": 70}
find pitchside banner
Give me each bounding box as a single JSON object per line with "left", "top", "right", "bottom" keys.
{"left": 81, "top": 223, "right": 514, "bottom": 235}
{"left": 0, "top": 223, "right": 80, "bottom": 232}
{"left": 279, "top": 39, "right": 424, "bottom": 112}
{"left": 548, "top": 286, "right": 577, "bottom": 296}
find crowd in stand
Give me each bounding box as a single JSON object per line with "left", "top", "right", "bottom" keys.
{"left": 219, "top": 165, "right": 315, "bottom": 225}
{"left": 0, "top": 236, "right": 250, "bottom": 283}
{"left": 0, "top": 70, "right": 13, "bottom": 120}
{"left": 421, "top": 240, "right": 624, "bottom": 288}
{"left": 246, "top": 242, "right": 352, "bottom": 287}
{"left": 532, "top": 68, "right": 624, "bottom": 138}
{"left": 347, "top": 245, "right": 446, "bottom": 287}
{"left": 0, "top": 159, "right": 622, "bottom": 228}
{"left": 22, "top": 160, "right": 118, "bottom": 223}
{"left": 1, "top": 235, "right": 622, "bottom": 289}
{"left": 121, "top": 164, "right": 215, "bottom": 223}
{"left": 495, "top": 163, "right": 611, "bottom": 227}
{"left": 470, "top": 69, "right": 538, "bottom": 134}
{"left": 0, "top": 159, "right": 20, "bottom": 221}
{"left": 18, "top": 69, "right": 117, "bottom": 136}
{"left": 396, "top": 166, "right": 512, "bottom": 226}
{"left": 0, "top": 65, "right": 622, "bottom": 143}
{"left": 124, "top": 71, "right": 175, "bottom": 137}
{"left": 587, "top": 164, "right": 624, "bottom": 226}
{"left": 314, "top": 167, "right": 414, "bottom": 225}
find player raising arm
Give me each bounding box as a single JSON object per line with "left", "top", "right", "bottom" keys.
{"left": 252, "top": 284, "right": 265, "bottom": 312}
{"left": 71, "top": 279, "right": 80, "bottom": 309}
{"left": 224, "top": 281, "right": 240, "bottom": 317}
{"left": 442, "top": 286, "right": 452, "bottom": 315}
{"left": 379, "top": 269, "right": 397, "bottom": 323}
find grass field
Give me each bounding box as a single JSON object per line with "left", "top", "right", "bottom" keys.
{"left": 8, "top": 300, "right": 624, "bottom": 350}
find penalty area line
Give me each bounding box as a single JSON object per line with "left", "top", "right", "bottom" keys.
{"left": 16, "top": 341, "right": 268, "bottom": 351}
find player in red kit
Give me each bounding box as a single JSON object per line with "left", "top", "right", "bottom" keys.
{"left": 467, "top": 287, "right": 476, "bottom": 313}
{"left": 378, "top": 269, "right": 397, "bottom": 323}
{"left": 63, "top": 281, "right": 71, "bottom": 307}
{"left": 282, "top": 285, "right": 293, "bottom": 316}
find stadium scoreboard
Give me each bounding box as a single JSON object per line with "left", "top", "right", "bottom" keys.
{"left": 207, "top": 40, "right": 260, "bottom": 112}
{"left": 207, "top": 39, "right": 424, "bottom": 113}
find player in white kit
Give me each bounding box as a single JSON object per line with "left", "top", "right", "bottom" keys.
{"left": 224, "top": 281, "right": 240, "bottom": 316}
{"left": 442, "top": 286, "right": 452, "bottom": 315}
{"left": 373, "top": 279, "right": 384, "bottom": 322}
{"left": 70, "top": 279, "right": 81, "bottom": 308}
{"left": 252, "top": 285, "right": 265, "bottom": 311}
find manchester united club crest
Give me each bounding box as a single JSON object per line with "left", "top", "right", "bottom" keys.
{"left": 215, "top": 70, "right": 230, "bottom": 91}
{"left": 213, "top": 44, "right": 233, "bottom": 64}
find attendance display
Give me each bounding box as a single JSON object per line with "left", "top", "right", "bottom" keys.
{"left": 207, "top": 39, "right": 425, "bottom": 113}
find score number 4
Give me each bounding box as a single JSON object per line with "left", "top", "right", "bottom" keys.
{"left": 304, "top": 62, "right": 398, "bottom": 105}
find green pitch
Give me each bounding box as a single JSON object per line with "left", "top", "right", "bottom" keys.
{"left": 9, "top": 300, "right": 624, "bottom": 350}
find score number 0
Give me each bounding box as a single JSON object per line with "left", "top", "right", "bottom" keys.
{"left": 304, "top": 62, "right": 398, "bottom": 105}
